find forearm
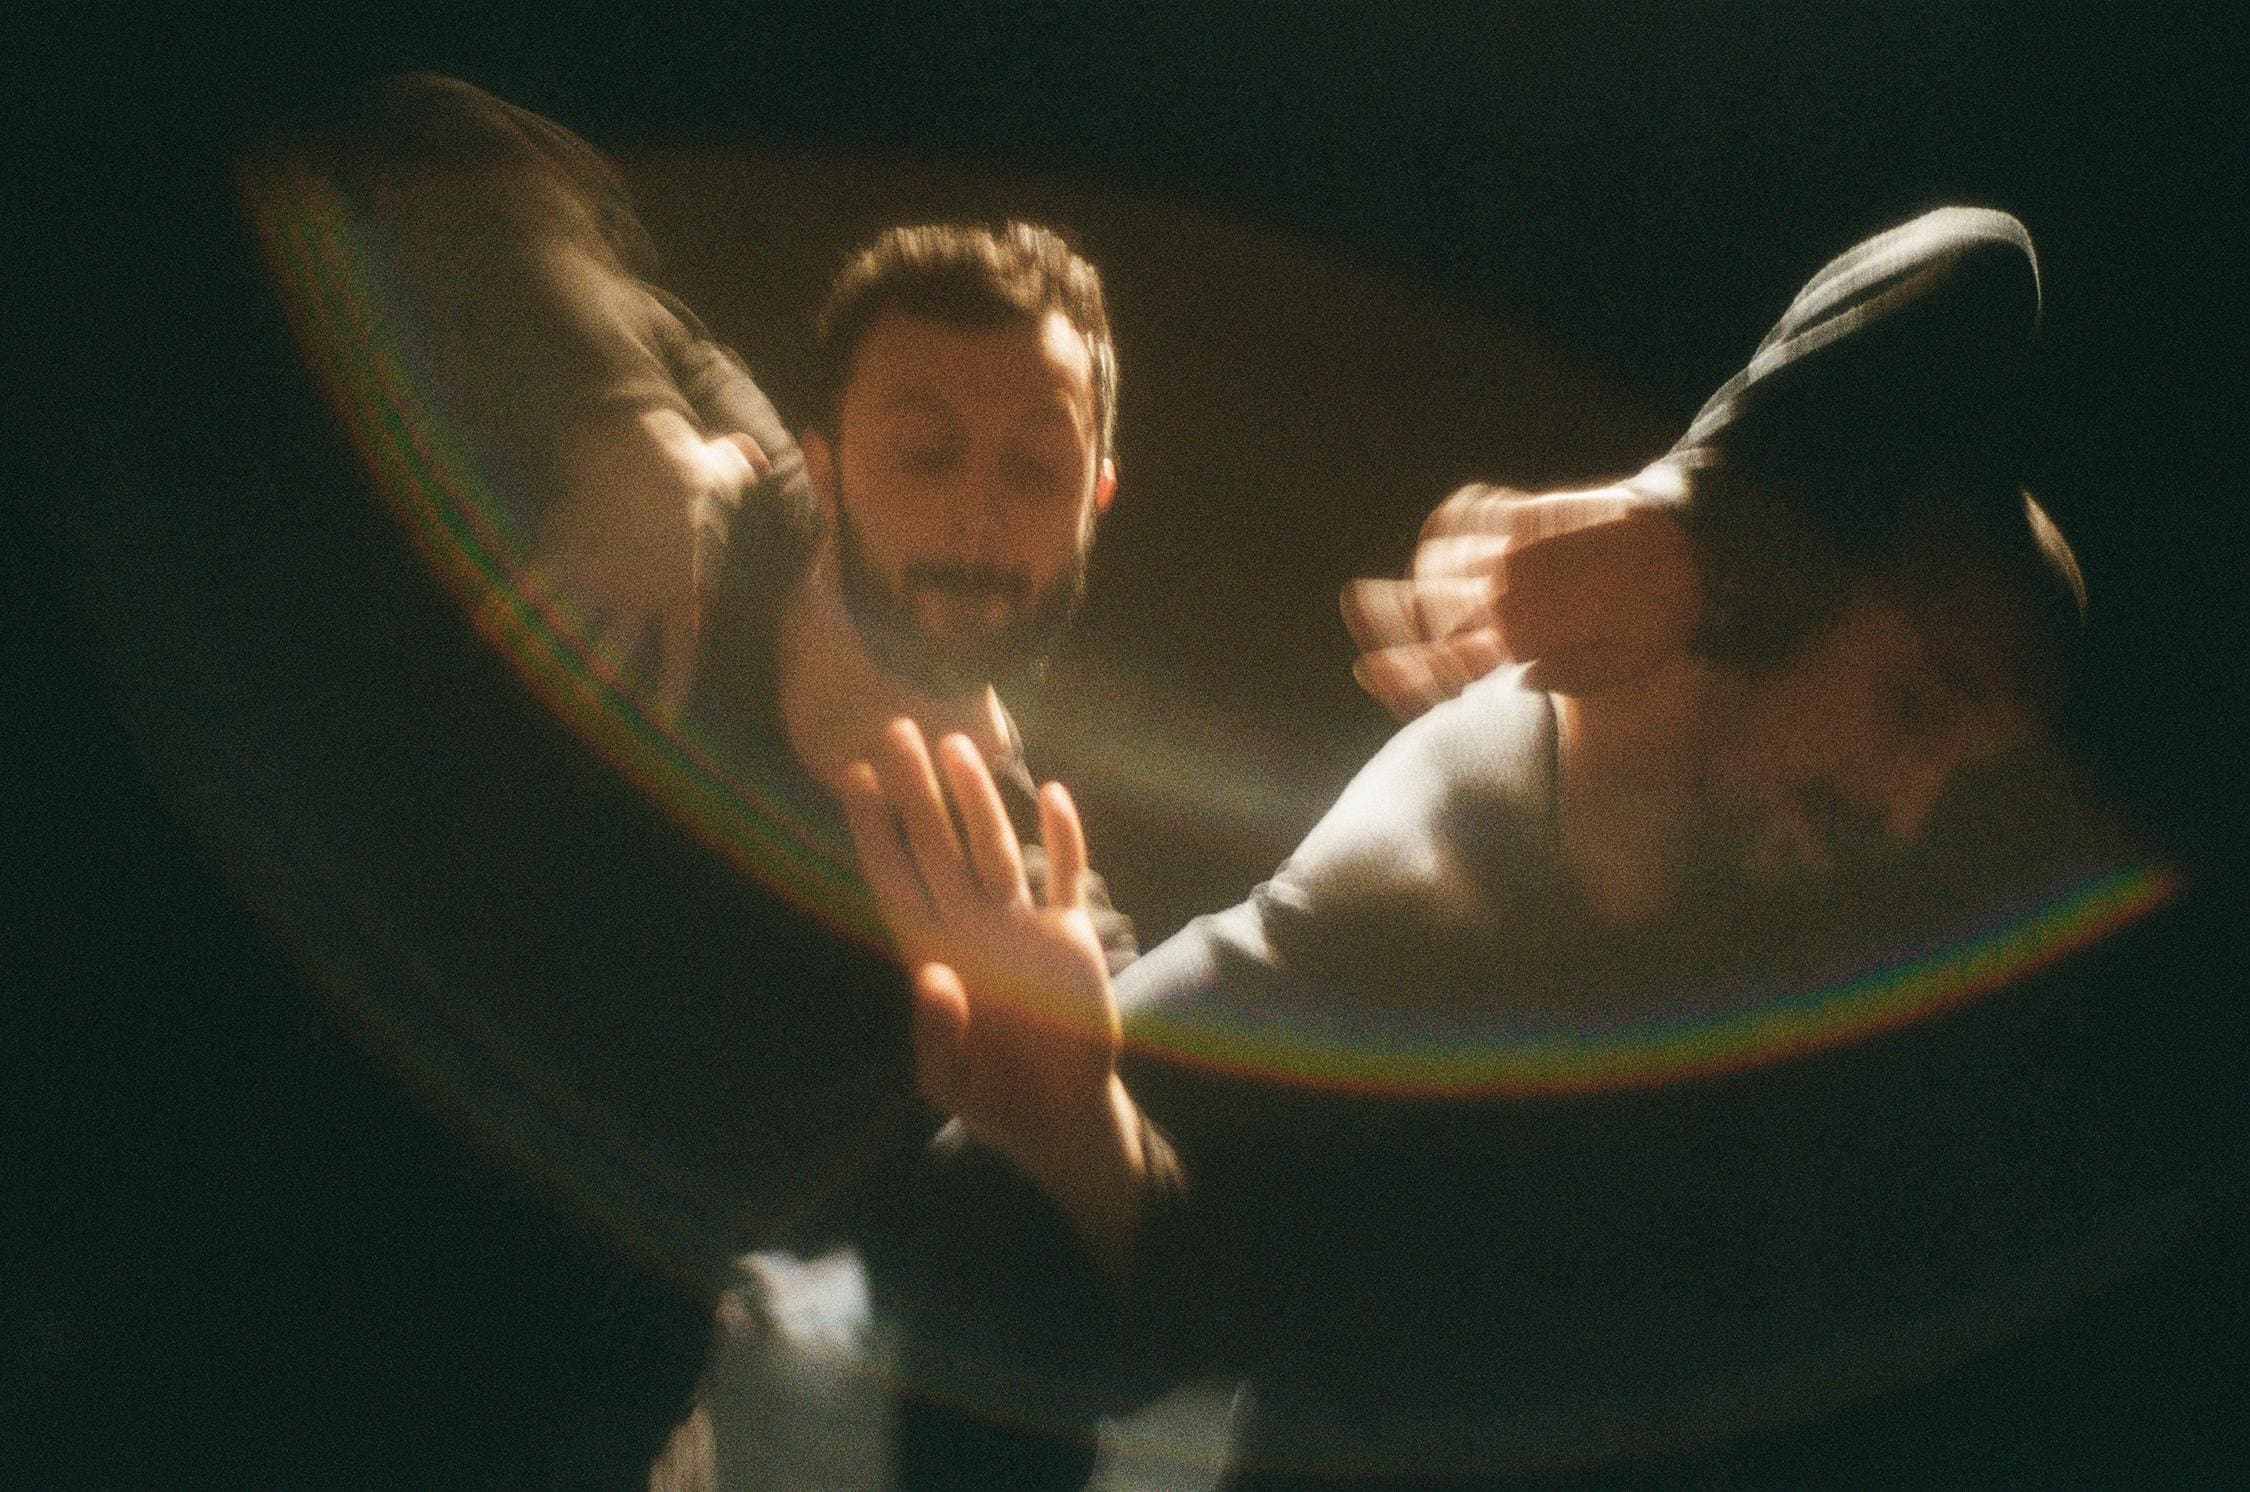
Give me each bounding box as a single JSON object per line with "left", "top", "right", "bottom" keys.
{"left": 1015, "top": 1073, "right": 1165, "bottom": 1281}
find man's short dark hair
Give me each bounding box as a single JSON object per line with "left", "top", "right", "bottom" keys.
{"left": 812, "top": 221, "right": 1117, "bottom": 465}
{"left": 1660, "top": 207, "right": 2088, "bottom": 722}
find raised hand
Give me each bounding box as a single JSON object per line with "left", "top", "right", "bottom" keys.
{"left": 840, "top": 721, "right": 1148, "bottom": 1262}
{"left": 1341, "top": 481, "right": 1703, "bottom": 718}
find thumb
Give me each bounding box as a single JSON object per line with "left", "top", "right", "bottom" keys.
{"left": 911, "top": 962, "right": 971, "bottom": 1114}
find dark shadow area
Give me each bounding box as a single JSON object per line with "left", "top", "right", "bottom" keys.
{"left": 13, "top": 5, "right": 2243, "bottom": 1484}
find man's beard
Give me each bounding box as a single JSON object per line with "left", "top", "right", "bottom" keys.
{"left": 832, "top": 502, "right": 1088, "bottom": 697}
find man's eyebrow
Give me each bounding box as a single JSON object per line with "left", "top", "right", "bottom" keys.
{"left": 867, "top": 387, "right": 953, "bottom": 422}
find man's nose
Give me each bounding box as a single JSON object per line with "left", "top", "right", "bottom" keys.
{"left": 947, "top": 467, "right": 1005, "bottom": 554}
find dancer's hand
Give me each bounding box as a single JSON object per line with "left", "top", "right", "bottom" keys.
{"left": 1342, "top": 482, "right": 1702, "bottom": 717}
{"left": 841, "top": 720, "right": 1150, "bottom": 1269}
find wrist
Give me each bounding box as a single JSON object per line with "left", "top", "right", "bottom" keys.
{"left": 1024, "top": 1073, "right": 1150, "bottom": 1279}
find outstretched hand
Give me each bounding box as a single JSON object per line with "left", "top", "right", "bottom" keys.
{"left": 1341, "top": 482, "right": 1703, "bottom": 718}
{"left": 840, "top": 720, "right": 1148, "bottom": 1264}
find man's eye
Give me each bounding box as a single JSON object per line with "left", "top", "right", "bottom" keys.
{"left": 999, "top": 452, "right": 1068, "bottom": 497}
{"left": 898, "top": 447, "right": 958, "bottom": 476}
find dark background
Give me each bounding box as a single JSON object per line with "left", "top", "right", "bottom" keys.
{"left": 13, "top": 3, "right": 2245, "bottom": 1484}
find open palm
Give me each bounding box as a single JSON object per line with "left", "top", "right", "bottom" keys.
{"left": 840, "top": 720, "right": 1120, "bottom": 1179}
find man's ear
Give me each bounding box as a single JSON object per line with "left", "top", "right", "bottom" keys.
{"left": 802, "top": 428, "right": 839, "bottom": 522}
{"left": 1094, "top": 457, "right": 1117, "bottom": 515}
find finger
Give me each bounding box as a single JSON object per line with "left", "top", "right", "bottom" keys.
{"left": 720, "top": 431, "right": 772, "bottom": 480}
{"left": 934, "top": 732, "right": 1028, "bottom": 904}
{"left": 1339, "top": 578, "right": 1408, "bottom": 656}
{"left": 1446, "top": 628, "right": 1511, "bottom": 679}
{"left": 1417, "top": 483, "right": 1531, "bottom": 546}
{"left": 1352, "top": 647, "right": 1435, "bottom": 721}
{"left": 1356, "top": 630, "right": 1513, "bottom": 715}
{"left": 1340, "top": 577, "right": 1491, "bottom": 654}
{"left": 911, "top": 962, "right": 971, "bottom": 1114}
{"left": 1410, "top": 530, "right": 1509, "bottom": 584}
{"left": 1412, "top": 487, "right": 1536, "bottom": 584}
{"left": 656, "top": 597, "right": 698, "bottom": 723}
{"left": 1407, "top": 634, "right": 1490, "bottom": 702}
{"left": 1351, "top": 653, "right": 1425, "bottom": 721}
{"left": 1409, "top": 577, "right": 1495, "bottom": 641}
{"left": 1036, "top": 781, "right": 1089, "bottom": 912}
{"left": 1496, "top": 490, "right": 1642, "bottom": 554}
{"left": 1406, "top": 485, "right": 1536, "bottom": 589}
{"left": 839, "top": 760, "right": 936, "bottom": 924}
{"left": 873, "top": 718, "right": 979, "bottom": 911}
{"left": 1353, "top": 643, "right": 1458, "bottom": 721}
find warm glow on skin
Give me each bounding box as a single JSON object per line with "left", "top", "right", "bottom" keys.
{"left": 1702, "top": 589, "right": 2041, "bottom": 874}
{"left": 1553, "top": 578, "right": 2050, "bottom": 922}
{"left": 803, "top": 308, "right": 1102, "bottom": 660}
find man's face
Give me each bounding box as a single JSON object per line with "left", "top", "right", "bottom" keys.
{"left": 807, "top": 309, "right": 1103, "bottom": 695}
{"left": 1697, "top": 589, "right": 2036, "bottom": 876}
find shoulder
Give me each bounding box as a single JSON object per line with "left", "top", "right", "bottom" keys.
{"left": 1281, "top": 669, "right": 1560, "bottom": 922}
{"left": 1116, "top": 672, "right": 1563, "bottom": 1026}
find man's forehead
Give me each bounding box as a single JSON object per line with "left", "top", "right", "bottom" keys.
{"left": 845, "top": 309, "right": 1095, "bottom": 430}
